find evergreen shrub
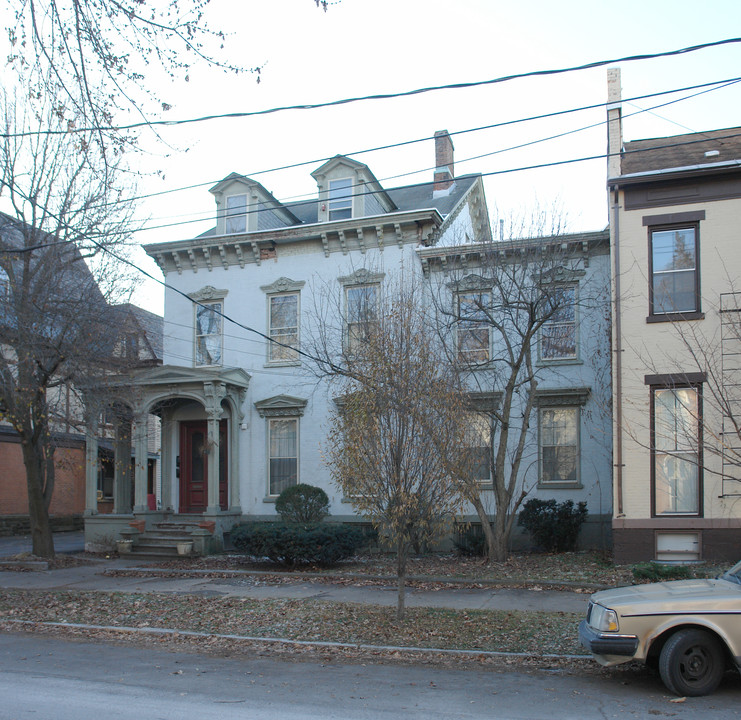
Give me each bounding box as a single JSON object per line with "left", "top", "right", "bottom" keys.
{"left": 518, "top": 498, "right": 588, "bottom": 552}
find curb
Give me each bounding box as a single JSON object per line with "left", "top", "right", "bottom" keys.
{"left": 1, "top": 618, "right": 591, "bottom": 661}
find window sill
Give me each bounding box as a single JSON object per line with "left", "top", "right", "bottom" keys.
{"left": 265, "top": 360, "right": 301, "bottom": 368}
{"left": 536, "top": 358, "right": 583, "bottom": 367}
{"left": 262, "top": 496, "right": 277, "bottom": 504}
{"left": 646, "top": 311, "right": 705, "bottom": 323}
{"left": 537, "top": 482, "right": 583, "bottom": 490}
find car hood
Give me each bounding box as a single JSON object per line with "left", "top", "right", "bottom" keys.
{"left": 591, "top": 577, "right": 741, "bottom": 614}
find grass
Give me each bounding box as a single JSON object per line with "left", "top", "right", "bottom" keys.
{"left": 0, "top": 588, "right": 584, "bottom": 655}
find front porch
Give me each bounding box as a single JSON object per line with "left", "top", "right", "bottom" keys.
{"left": 82, "top": 365, "right": 250, "bottom": 553}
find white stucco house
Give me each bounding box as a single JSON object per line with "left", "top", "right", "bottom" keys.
{"left": 82, "top": 130, "right": 613, "bottom": 553}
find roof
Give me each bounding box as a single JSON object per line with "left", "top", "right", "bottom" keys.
{"left": 621, "top": 127, "right": 741, "bottom": 176}
{"left": 284, "top": 174, "right": 480, "bottom": 225}
{"left": 113, "top": 303, "right": 164, "bottom": 360}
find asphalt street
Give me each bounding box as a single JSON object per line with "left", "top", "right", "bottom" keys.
{"left": 1, "top": 632, "right": 739, "bottom": 719}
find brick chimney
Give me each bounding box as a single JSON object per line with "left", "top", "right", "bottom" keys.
{"left": 433, "top": 130, "right": 454, "bottom": 193}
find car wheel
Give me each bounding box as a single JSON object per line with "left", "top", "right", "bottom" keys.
{"left": 658, "top": 629, "right": 725, "bottom": 697}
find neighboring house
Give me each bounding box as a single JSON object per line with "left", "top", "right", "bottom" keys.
{"left": 82, "top": 130, "right": 613, "bottom": 551}
{"left": 607, "top": 68, "right": 741, "bottom": 562}
{"left": 419, "top": 230, "right": 613, "bottom": 549}
{"left": 0, "top": 211, "right": 163, "bottom": 529}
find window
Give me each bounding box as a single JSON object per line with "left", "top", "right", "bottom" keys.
{"left": 329, "top": 178, "right": 353, "bottom": 220}
{"left": 540, "top": 286, "right": 577, "bottom": 360}
{"left": 539, "top": 407, "right": 579, "bottom": 484}
{"left": 466, "top": 412, "right": 491, "bottom": 484}
{"left": 269, "top": 418, "right": 298, "bottom": 496}
{"left": 268, "top": 293, "right": 299, "bottom": 363}
{"left": 225, "top": 193, "right": 247, "bottom": 234}
{"left": 195, "top": 302, "right": 223, "bottom": 366}
{"left": 650, "top": 226, "right": 698, "bottom": 315}
{"left": 345, "top": 284, "right": 378, "bottom": 352}
{"left": 0, "top": 266, "right": 8, "bottom": 299}
{"left": 457, "top": 292, "right": 490, "bottom": 364}
{"left": 652, "top": 386, "right": 700, "bottom": 515}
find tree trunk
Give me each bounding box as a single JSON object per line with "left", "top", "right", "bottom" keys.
{"left": 396, "top": 536, "right": 407, "bottom": 620}
{"left": 21, "top": 438, "right": 55, "bottom": 558}
{"left": 490, "top": 507, "right": 510, "bottom": 562}
{"left": 469, "top": 494, "right": 498, "bottom": 562}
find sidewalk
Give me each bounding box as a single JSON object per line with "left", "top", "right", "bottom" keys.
{"left": 0, "top": 531, "right": 85, "bottom": 557}
{"left": 0, "top": 556, "right": 590, "bottom": 613}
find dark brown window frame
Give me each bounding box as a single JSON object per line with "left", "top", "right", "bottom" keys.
{"left": 647, "top": 375, "right": 704, "bottom": 519}
{"left": 644, "top": 211, "right": 705, "bottom": 323}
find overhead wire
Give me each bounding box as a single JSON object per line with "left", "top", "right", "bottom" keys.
{"left": 3, "top": 37, "right": 740, "bottom": 139}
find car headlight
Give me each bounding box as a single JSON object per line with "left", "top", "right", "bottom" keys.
{"left": 589, "top": 603, "right": 619, "bottom": 633}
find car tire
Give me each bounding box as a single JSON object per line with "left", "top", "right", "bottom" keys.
{"left": 658, "top": 629, "right": 725, "bottom": 697}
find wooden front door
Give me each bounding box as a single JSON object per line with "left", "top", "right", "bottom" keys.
{"left": 179, "top": 420, "right": 228, "bottom": 513}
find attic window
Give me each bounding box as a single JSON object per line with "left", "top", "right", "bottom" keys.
{"left": 329, "top": 178, "right": 353, "bottom": 220}
{"left": 226, "top": 193, "right": 247, "bottom": 234}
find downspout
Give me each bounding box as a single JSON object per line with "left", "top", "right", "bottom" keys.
{"left": 611, "top": 185, "right": 624, "bottom": 516}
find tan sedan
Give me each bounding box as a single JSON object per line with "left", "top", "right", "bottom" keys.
{"left": 579, "top": 562, "right": 741, "bottom": 696}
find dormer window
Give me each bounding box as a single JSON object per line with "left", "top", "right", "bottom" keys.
{"left": 225, "top": 193, "right": 248, "bottom": 234}
{"left": 328, "top": 178, "right": 353, "bottom": 220}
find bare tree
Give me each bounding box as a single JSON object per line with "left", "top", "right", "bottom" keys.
{"left": 4, "top": 0, "right": 326, "bottom": 150}
{"left": 426, "top": 234, "right": 602, "bottom": 561}
{"left": 0, "top": 92, "right": 137, "bottom": 558}
{"left": 310, "top": 272, "right": 471, "bottom": 619}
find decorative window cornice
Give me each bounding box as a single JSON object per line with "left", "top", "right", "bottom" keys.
{"left": 534, "top": 387, "right": 591, "bottom": 407}
{"left": 447, "top": 274, "right": 490, "bottom": 292}
{"left": 338, "top": 268, "right": 385, "bottom": 287}
{"left": 254, "top": 394, "right": 308, "bottom": 418}
{"left": 538, "top": 266, "right": 586, "bottom": 285}
{"left": 260, "top": 277, "right": 306, "bottom": 294}
{"left": 466, "top": 391, "right": 502, "bottom": 412}
{"left": 188, "top": 286, "right": 228, "bottom": 302}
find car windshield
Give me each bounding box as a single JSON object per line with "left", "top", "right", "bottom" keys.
{"left": 721, "top": 561, "right": 741, "bottom": 585}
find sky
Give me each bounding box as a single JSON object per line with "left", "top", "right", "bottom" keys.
{"left": 7, "top": 0, "right": 741, "bottom": 312}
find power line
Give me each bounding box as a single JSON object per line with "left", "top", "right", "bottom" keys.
{"left": 4, "top": 37, "right": 741, "bottom": 140}
{"left": 76, "top": 75, "right": 741, "bottom": 221}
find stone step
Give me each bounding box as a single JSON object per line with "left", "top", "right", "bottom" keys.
{"left": 137, "top": 535, "right": 192, "bottom": 546}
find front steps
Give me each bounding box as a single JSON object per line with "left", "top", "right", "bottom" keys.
{"left": 127, "top": 520, "right": 202, "bottom": 559}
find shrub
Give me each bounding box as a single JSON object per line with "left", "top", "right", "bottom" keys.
{"left": 518, "top": 498, "right": 588, "bottom": 553}
{"left": 230, "top": 522, "right": 367, "bottom": 566}
{"left": 275, "top": 484, "right": 330, "bottom": 524}
{"left": 631, "top": 562, "right": 692, "bottom": 583}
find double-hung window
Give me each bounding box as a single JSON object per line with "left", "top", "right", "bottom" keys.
{"left": 540, "top": 286, "right": 577, "bottom": 361}
{"left": 268, "top": 293, "right": 299, "bottom": 363}
{"left": 225, "top": 193, "right": 247, "bottom": 234}
{"left": 269, "top": 418, "right": 298, "bottom": 496}
{"left": 457, "top": 292, "right": 490, "bottom": 364}
{"left": 195, "top": 302, "right": 223, "bottom": 366}
{"left": 329, "top": 178, "right": 353, "bottom": 220}
{"left": 650, "top": 226, "right": 699, "bottom": 316}
{"left": 539, "top": 407, "right": 579, "bottom": 485}
{"left": 0, "top": 266, "right": 8, "bottom": 300}
{"left": 345, "top": 284, "right": 378, "bottom": 352}
{"left": 652, "top": 384, "right": 701, "bottom": 516}
{"left": 466, "top": 412, "right": 492, "bottom": 484}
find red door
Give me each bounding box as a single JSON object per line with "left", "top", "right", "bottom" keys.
{"left": 180, "top": 420, "right": 228, "bottom": 513}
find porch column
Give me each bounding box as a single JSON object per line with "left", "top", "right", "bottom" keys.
{"left": 84, "top": 412, "right": 99, "bottom": 516}
{"left": 206, "top": 409, "right": 221, "bottom": 513}
{"left": 113, "top": 414, "right": 132, "bottom": 514}
{"left": 132, "top": 411, "right": 149, "bottom": 513}
{"left": 229, "top": 409, "right": 241, "bottom": 512}
{"left": 159, "top": 408, "right": 173, "bottom": 512}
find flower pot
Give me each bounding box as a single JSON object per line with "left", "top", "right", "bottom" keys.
{"left": 117, "top": 540, "right": 133, "bottom": 554}
{"left": 176, "top": 541, "right": 193, "bottom": 556}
